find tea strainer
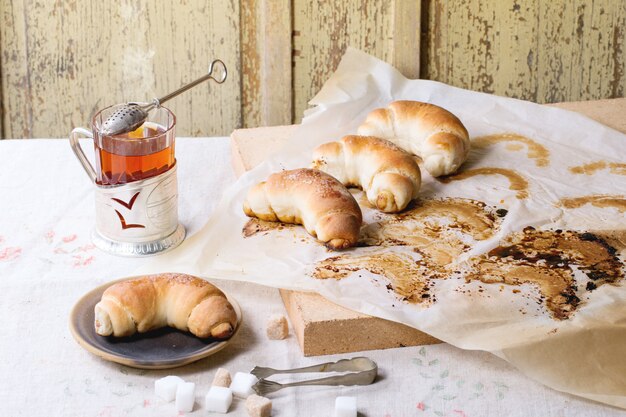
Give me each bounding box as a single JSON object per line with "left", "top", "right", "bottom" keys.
{"left": 101, "top": 59, "right": 227, "bottom": 136}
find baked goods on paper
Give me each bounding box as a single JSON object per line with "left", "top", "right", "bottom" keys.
{"left": 141, "top": 49, "right": 626, "bottom": 408}
{"left": 358, "top": 100, "right": 470, "bottom": 177}
{"left": 95, "top": 273, "right": 237, "bottom": 339}
{"left": 312, "top": 135, "right": 421, "bottom": 213}
{"left": 243, "top": 168, "right": 362, "bottom": 249}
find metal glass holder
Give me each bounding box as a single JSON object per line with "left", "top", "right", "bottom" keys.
{"left": 70, "top": 128, "right": 185, "bottom": 257}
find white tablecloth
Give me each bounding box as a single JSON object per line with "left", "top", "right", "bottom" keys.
{"left": 0, "top": 138, "right": 622, "bottom": 417}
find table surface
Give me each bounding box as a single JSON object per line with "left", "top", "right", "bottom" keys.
{"left": 0, "top": 137, "right": 623, "bottom": 417}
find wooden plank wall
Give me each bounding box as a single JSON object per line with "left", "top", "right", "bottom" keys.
{"left": 0, "top": 0, "right": 240, "bottom": 139}
{"left": 241, "top": 0, "right": 293, "bottom": 128}
{"left": 422, "top": 0, "right": 626, "bottom": 103}
{"left": 1, "top": 0, "right": 625, "bottom": 138}
{"left": 292, "top": 2, "right": 394, "bottom": 120}
{"left": 292, "top": 1, "right": 421, "bottom": 121}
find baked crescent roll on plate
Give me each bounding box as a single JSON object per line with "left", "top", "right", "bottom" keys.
{"left": 312, "top": 135, "right": 421, "bottom": 213}
{"left": 358, "top": 100, "right": 470, "bottom": 177}
{"left": 69, "top": 275, "right": 242, "bottom": 369}
{"left": 95, "top": 273, "right": 237, "bottom": 339}
{"left": 243, "top": 168, "right": 362, "bottom": 249}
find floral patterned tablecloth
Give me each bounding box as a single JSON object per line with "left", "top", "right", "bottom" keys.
{"left": 0, "top": 138, "right": 621, "bottom": 417}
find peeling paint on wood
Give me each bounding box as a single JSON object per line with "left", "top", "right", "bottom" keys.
{"left": 422, "top": 0, "right": 626, "bottom": 104}
{"left": 2, "top": 0, "right": 625, "bottom": 138}
{"left": 392, "top": 0, "right": 421, "bottom": 79}
{"left": 241, "top": 0, "right": 263, "bottom": 128}
{"left": 292, "top": 1, "right": 395, "bottom": 122}
{"left": 1, "top": 0, "right": 241, "bottom": 138}
{"left": 241, "top": 0, "right": 292, "bottom": 128}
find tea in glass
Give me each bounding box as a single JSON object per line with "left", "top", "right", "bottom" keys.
{"left": 92, "top": 106, "right": 176, "bottom": 186}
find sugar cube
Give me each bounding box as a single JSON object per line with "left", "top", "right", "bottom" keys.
{"left": 230, "top": 372, "right": 259, "bottom": 398}
{"left": 335, "top": 396, "right": 357, "bottom": 417}
{"left": 205, "top": 386, "right": 233, "bottom": 413}
{"left": 212, "top": 367, "right": 232, "bottom": 388}
{"left": 154, "top": 375, "right": 184, "bottom": 402}
{"left": 266, "top": 314, "right": 289, "bottom": 340}
{"left": 175, "top": 381, "right": 195, "bottom": 412}
{"left": 246, "top": 394, "right": 272, "bottom": 417}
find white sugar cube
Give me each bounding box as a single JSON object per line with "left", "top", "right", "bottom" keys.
{"left": 212, "top": 367, "right": 232, "bottom": 387}
{"left": 154, "top": 375, "right": 184, "bottom": 402}
{"left": 205, "top": 386, "right": 233, "bottom": 413}
{"left": 246, "top": 394, "right": 272, "bottom": 417}
{"left": 266, "top": 314, "right": 289, "bottom": 340}
{"left": 175, "top": 381, "right": 195, "bottom": 412}
{"left": 335, "top": 396, "right": 357, "bottom": 417}
{"left": 230, "top": 372, "right": 259, "bottom": 398}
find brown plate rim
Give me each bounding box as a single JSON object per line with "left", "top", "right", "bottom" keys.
{"left": 69, "top": 275, "right": 242, "bottom": 370}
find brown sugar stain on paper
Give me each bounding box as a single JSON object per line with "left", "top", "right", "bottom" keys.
{"left": 360, "top": 198, "right": 499, "bottom": 266}
{"left": 313, "top": 198, "right": 503, "bottom": 303}
{"left": 558, "top": 195, "right": 626, "bottom": 213}
{"left": 242, "top": 195, "right": 624, "bottom": 320}
{"left": 472, "top": 134, "right": 550, "bottom": 167}
{"left": 593, "top": 230, "right": 626, "bottom": 254}
{"left": 243, "top": 218, "right": 299, "bottom": 238}
{"left": 505, "top": 143, "right": 524, "bottom": 151}
{"left": 314, "top": 225, "right": 624, "bottom": 320}
{"left": 467, "top": 228, "right": 624, "bottom": 320}
{"left": 438, "top": 167, "right": 530, "bottom": 199}
{"left": 569, "top": 161, "right": 626, "bottom": 175}
{"left": 314, "top": 252, "right": 440, "bottom": 303}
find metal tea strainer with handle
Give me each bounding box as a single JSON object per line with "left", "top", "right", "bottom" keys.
{"left": 100, "top": 59, "right": 227, "bottom": 136}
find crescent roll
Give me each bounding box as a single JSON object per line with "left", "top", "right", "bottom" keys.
{"left": 312, "top": 135, "right": 421, "bottom": 212}
{"left": 358, "top": 100, "right": 470, "bottom": 177}
{"left": 243, "top": 168, "right": 362, "bottom": 249}
{"left": 94, "top": 273, "right": 237, "bottom": 339}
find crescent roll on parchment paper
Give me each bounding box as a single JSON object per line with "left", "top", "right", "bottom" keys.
{"left": 94, "top": 273, "right": 237, "bottom": 339}
{"left": 312, "top": 135, "right": 421, "bottom": 212}
{"left": 358, "top": 100, "right": 470, "bottom": 177}
{"left": 243, "top": 168, "right": 362, "bottom": 249}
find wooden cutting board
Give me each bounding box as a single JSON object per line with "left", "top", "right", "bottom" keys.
{"left": 230, "top": 98, "right": 626, "bottom": 356}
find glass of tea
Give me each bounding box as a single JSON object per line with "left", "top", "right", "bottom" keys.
{"left": 70, "top": 104, "right": 176, "bottom": 185}
{"left": 69, "top": 105, "right": 185, "bottom": 256}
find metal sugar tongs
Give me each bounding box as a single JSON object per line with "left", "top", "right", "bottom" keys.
{"left": 251, "top": 357, "right": 378, "bottom": 396}
{"left": 101, "top": 59, "right": 227, "bottom": 136}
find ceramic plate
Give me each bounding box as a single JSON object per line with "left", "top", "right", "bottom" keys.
{"left": 69, "top": 276, "right": 242, "bottom": 369}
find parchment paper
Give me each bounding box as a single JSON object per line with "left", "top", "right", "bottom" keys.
{"left": 141, "top": 48, "right": 626, "bottom": 408}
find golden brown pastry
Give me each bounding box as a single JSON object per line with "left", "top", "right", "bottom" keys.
{"left": 357, "top": 100, "right": 470, "bottom": 177}
{"left": 312, "top": 135, "right": 421, "bottom": 212}
{"left": 94, "top": 273, "right": 237, "bottom": 339}
{"left": 243, "top": 168, "right": 362, "bottom": 249}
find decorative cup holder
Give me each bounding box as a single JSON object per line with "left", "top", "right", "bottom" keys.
{"left": 69, "top": 105, "right": 185, "bottom": 256}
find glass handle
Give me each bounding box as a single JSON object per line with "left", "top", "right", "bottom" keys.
{"left": 69, "top": 127, "right": 97, "bottom": 183}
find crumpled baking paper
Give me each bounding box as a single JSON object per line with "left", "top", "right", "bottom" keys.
{"left": 140, "top": 48, "right": 626, "bottom": 408}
